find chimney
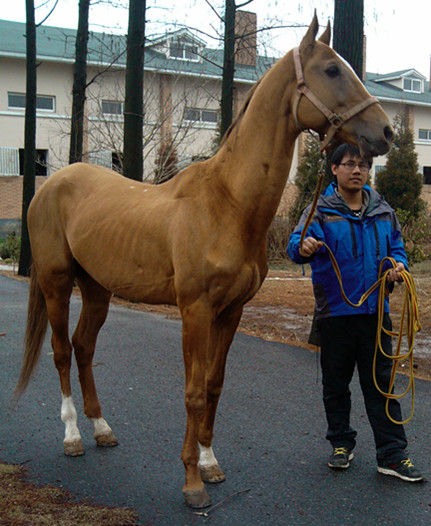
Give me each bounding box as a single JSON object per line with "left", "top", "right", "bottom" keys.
{"left": 235, "top": 10, "right": 257, "bottom": 67}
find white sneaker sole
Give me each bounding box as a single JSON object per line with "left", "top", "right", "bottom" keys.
{"left": 328, "top": 452, "right": 354, "bottom": 469}
{"left": 377, "top": 466, "right": 424, "bottom": 482}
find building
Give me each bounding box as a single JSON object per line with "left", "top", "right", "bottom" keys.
{"left": 1, "top": 15, "right": 431, "bottom": 232}
{"left": 365, "top": 69, "right": 431, "bottom": 181}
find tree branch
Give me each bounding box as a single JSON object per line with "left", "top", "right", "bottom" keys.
{"left": 36, "top": 0, "right": 60, "bottom": 27}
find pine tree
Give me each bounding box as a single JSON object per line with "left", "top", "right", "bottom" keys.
{"left": 375, "top": 108, "right": 423, "bottom": 217}
{"left": 288, "top": 134, "right": 333, "bottom": 231}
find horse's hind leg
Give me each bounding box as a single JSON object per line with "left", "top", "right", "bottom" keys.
{"left": 39, "top": 270, "right": 85, "bottom": 456}
{"left": 198, "top": 306, "right": 243, "bottom": 484}
{"left": 73, "top": 271, "right": 118, "bottom": 448}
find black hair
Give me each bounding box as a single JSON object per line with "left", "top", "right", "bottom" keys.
{"left": 330, "top": 143, "right": 373, "bottom": 168}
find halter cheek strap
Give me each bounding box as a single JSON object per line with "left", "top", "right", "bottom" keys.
{"left": 292, "top": 46, "right": 379, "bottom": 151}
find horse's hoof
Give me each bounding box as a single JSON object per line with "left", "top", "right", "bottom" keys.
{"left": 183, "top": 487, "right": 211, "bottom": 509}
{"left": 64, "top": 439, "right": 85, "bottom": 457}
{"left": 95, "top": 431, "right": 119, "bottom": 447}
{"left": 199, "top": 464, "right": 226, "bottom": 484}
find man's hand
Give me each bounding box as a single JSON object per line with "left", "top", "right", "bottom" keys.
{"left": 299, "top": 236, "right": 323, "bottom": 258}
{"left": 386, "top": 262, "right": 405, "bottom": 283}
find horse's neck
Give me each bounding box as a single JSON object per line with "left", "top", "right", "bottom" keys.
{"left": 216, "top": 67, "right": 298, "bottom": 237}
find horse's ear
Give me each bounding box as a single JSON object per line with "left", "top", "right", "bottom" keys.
{"left": 319, "top": 20, "right": 331, "bottom": 46}
{"left": 299, "top": 10, "right": 319, "bottom": 55}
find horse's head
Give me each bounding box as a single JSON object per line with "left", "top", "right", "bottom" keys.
{"left": 293, "top": 14, "right": 393, "bottom": 157}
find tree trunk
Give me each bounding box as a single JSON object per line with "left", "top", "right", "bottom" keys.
{"left": 123, "top": 0, "right": 146, "bottom": 181}
{"left": 333, "top": 0, "right": 364, "bottom": 79}
{"left": 220, "top": 0, "right": 236, "bottom": 139}
{"left": 18, "top": 0, "right": 36, "bottom": 277}
{"left": 69, "top": 0, "right": 90, "bottom": 164}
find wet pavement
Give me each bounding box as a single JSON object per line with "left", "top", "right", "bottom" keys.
{"left": 1, "top": 274, "right": 431, "bottom": 525}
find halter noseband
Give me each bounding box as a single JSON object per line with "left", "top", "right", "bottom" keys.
{"left": 292, "top": 46, "right": 379, "bottom": 151}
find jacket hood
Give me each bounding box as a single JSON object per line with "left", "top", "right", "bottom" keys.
{"left": 318, "top": 182, "right": 393, "bottom": 218}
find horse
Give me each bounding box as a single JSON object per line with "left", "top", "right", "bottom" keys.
{"left": 15, "top": 14, "right": 393, "bottom": 509}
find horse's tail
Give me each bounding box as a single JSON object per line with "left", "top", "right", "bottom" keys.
{"left": 14, "top": 264, "right": 48, "bottom": 400}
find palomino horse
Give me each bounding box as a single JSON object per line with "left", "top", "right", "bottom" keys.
{"left": 16, "top": 15, "right": 393, "bottom": 508}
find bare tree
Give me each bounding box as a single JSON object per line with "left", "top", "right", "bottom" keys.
{"left": 69, "top": 0, "right": 91, "bottom": 164}
{"left": 18, "top": 0, "right": 37, "bottom": 277}
{"left": 220, "top": 0, "right": 254, "bottom": 139}
{"left": 123, "top": 0, "right": 146, "bottom": 181}
{"left": 333, "top": 0, "right": 364, "bottom": 79}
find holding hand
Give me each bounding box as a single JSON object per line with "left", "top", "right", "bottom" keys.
{"left": 299, "top": 236, "right": 323, "bottom": 258}
{"left": 386, "top": 262, "right": 405, "bottom": 283}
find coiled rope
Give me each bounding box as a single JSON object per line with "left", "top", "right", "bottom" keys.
{"left": 299, "top": 170, "right": 421, "bottom": 424}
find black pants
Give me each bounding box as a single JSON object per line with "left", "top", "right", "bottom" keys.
{"left": 318, "top": 314, "right": 408, "bottom": 463}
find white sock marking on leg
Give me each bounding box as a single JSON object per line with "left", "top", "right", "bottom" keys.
{"left": 91, "top": 417, "right": 112, "bottom": 437}
{"left": 198, "top": 443, "right": 219, "bottom": 468}
{"left": 61, "top": 395, "right": 81, "bottom": 443}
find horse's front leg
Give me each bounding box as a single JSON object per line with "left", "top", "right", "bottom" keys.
{"left": 180, "top": 300, "right": 213, "bottom": 509}
{"left": 198, "top": 306, "right": 243, "bottom": 484}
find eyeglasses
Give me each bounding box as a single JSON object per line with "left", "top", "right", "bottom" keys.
{"left": 339, "top": 161, "right": 369, "bottom": 173}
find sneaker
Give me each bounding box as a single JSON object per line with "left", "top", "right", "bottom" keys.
{"left": 377, "top": 458, "right": 425, "bottom": 482}
{"left": 328, "top": 447, "right": 354, "bottom": 469}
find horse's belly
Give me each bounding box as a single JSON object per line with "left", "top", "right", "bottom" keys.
{"left": 110, "top": 278, "right": 177, "bottom": 305}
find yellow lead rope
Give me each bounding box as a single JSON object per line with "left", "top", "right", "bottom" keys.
{"left": 300, "top": 172, "right": 421, "bottom": 424}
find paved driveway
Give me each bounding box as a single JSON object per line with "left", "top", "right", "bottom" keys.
{"left": 1, "top": 275, "right": 430, "bottom": 525}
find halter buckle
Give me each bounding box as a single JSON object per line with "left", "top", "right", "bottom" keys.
{"left": 328, "top": 113, "right": 343, "bottom": 128}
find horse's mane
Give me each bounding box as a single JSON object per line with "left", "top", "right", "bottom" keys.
{"left": 219, "top": 73, "right": 266, "bottom": 147}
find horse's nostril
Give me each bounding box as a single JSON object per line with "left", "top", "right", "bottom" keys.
{"left": 384, "top": 125, "right": 394, "bottom": 142}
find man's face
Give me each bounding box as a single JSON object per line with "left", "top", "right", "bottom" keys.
{"left": 331, "top": 154, "right": 369, "bottom": 194}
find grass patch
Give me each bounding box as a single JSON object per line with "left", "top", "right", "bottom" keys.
{"left": 0, "top": 462, "right": 139, "bottom": 525}
{"left": 410, "top": 259, "right": 431, "bottom": 275}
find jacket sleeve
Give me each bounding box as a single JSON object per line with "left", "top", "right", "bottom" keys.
{"left": 286, "top": 207, "right": 325, "bottom": 264}
{"left": 389, "top": 212, "right": 409, "bottom": 270}
{"left": 380, "top": 211, "right": 408, "bottom": 278}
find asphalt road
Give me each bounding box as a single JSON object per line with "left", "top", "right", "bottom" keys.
{"left": 1, "top": 274, "right": 430, "bottom": 525}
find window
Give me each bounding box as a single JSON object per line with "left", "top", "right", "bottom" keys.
{"left": 0, "top": 147, "right": 19, "bottom": 175}
{"left": 184, "top": 107, "right": 218, "bottom": 125}
{"left": 19, "top": 149, "right": 48, "bottom": 176}
{"left": 403, "top": 77, "right": 421, "bottom": 93}
{"left": 89, "top": 150, "right": 123, "bottom": 172}
{"left": 101, "top": 99, "right": 123, "bottom": 115}
{"left": 8, "top": 92, "right": 55, "bottom": 111}
{"left": 419, "top": 129, "right": 431, "bottom": 141}
{"left": 169, "top": 39, "right": 199, "bottom": 61}
{"left": 424, "top": 167, "right": 431, "bottom": 185}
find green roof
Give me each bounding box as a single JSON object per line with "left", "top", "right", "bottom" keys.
{"left": 1, "top": 18, "right": 430, "bottom": 104}
{"left": 365, "top": 72, "right": 431, "bottom": 106}
{"left": 0, "top": 19, "right": 274, "bottom": 83}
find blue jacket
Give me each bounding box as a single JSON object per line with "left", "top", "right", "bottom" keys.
{"left": 287, "top": 182, "right": 408, "bottom": 320}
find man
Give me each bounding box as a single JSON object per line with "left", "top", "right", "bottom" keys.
{"left": 287, "top": 143, "right": 424, "bottom": 482}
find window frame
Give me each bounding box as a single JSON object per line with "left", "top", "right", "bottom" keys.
{"left": 403, "top": 77, "right": 422, "bottom": 93}
{"left": 184, "top": 107, "right": 219, "bottom": 126}
{"left": 169, "top": 39, "right": 199, "bottom": 62}
{"left": 101, "top": 99, "right": 123, "bottom": 116}
{"left": 8, "top": 92, "right": 55, "bottom": 112}
{"left": 418, "top": 129, "right": 431, "bottom": 141}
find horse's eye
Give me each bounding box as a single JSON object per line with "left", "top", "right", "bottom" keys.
{"left": 325, "top": 65, "right": 340, "bottom": 78}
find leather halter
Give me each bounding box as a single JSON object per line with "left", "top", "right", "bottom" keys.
{"left": 292, "top": 46, "right": 379, "bottom": 151}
